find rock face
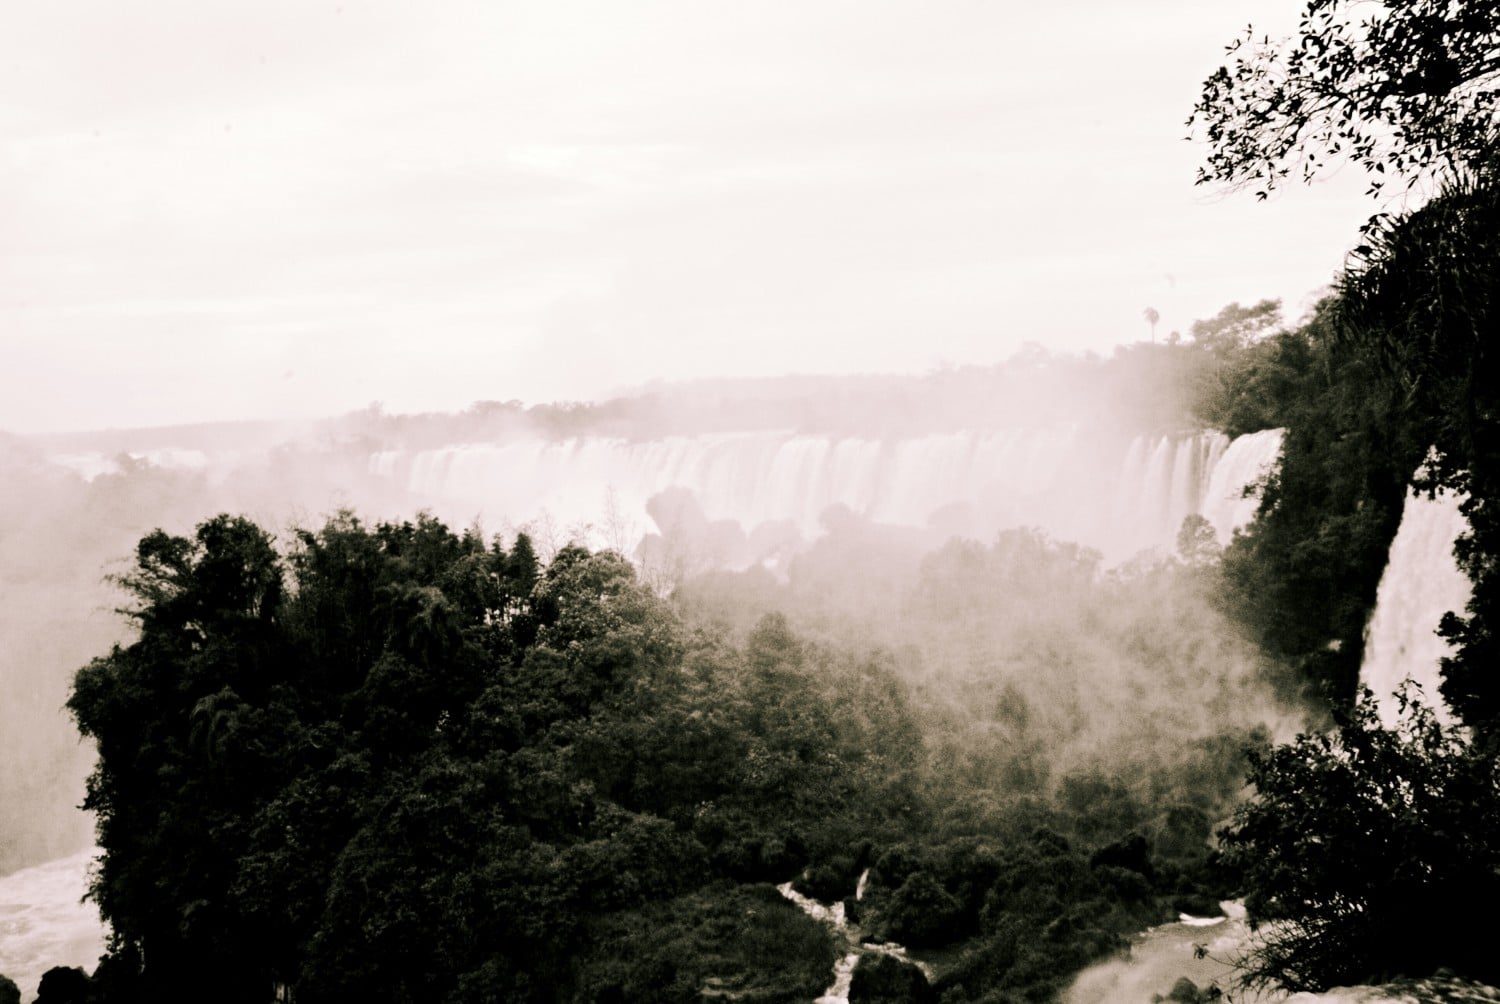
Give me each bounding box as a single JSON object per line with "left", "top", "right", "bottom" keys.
{"left": 847, "top": 954, "right": 935, "bottom": 1004}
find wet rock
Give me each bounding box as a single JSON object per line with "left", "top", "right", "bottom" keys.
{"left": 847, "top": 954, "right": 935, "bottom": 1003}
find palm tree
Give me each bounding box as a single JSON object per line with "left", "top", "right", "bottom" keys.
{"left": 1143, "top": 306, "right": 1160, "bottom": 343}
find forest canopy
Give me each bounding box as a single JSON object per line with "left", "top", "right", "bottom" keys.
{"left": 64, "top": 512, "right": 1272, "bottom": 1003}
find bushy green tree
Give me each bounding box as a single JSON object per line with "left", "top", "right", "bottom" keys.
{"left": 72, "top": 513, "right": 908, "bottom": 1002}
{"left": 1220, "top": 688, "right": 1500, "bottom": 992}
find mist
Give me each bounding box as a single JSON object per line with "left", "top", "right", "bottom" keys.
{"left": 10, "top": 1, "right": 1484, "bottom": 999}
{"left": 1, "top": 349, "right": 1293, "bottom": 876}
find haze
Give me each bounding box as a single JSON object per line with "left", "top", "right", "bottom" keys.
{"left": 3, "top": 0, "right": 1376, "bottom": 434}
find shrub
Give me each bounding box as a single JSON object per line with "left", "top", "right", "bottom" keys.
{"left": 1219, "top": 687, "right": 1500, "bottom": 992}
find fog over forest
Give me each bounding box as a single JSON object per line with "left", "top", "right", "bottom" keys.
{"left": 5, "top": 2, "right": 1500, "bottom": 1004}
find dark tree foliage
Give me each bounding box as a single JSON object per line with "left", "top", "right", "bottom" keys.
{"left": 34, "top": 968, "right": 91, "bottom": 1004}
{"left": 1208, "top": 303, "right": 1423, "bottom": 704}
{"left": 847, "top": 953, "right": 935, "bottom": 1003}
{"left": 1189, "top": 0, "right": 1500, "bottom": 198}
{"left": 64, "top": 510, "right": 1263, "bottom": 1003}
{"left": 1187, "top": 0, "right": 1500, "bottom": 718}
{"left": 1336, "top": 172, "right": 1500, "bottom": 735}
{"left": 1184, "top": 299, "right": 1288, "bottom": 435}
{"left": 1190, "top": 9, "right": 1500, "bottom": 994}
{"left": 1219, "top": 688, "right": 1500, "bottom": 992}
{"left": 70, "top": 513, "right": 916, "bottom": 1003}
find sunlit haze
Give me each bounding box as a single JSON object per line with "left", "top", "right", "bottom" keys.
{"left": 4, "top": 0, "right": 1376, "bottom": 433}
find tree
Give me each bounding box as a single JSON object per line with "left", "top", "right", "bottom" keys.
{"left": 1176, "top": 514, "right": 1220, "bottom": 567}
{"left": 34, "top": 968, "right": 91, "bottom": 1004}
{"left": 1189, "top": 1, "right": 1500, "bottom": 198}
{"left": 70, "top": 513, "right": 895, "bottom": 1003}
{"left": 1189, "top": 300, "right": 1281, "bottom": 353}
{"left": 1189, "top": 0, "right": 1500, "bottom": 736}
{"left": 1331, "top": 173, "right": 1500, "bottom": 736}
{"left": 1218, "top": 687, "right": 1500, "bottom": 992}
{"left": 1144, "top": 307, "right": 1161, "bottom": 343}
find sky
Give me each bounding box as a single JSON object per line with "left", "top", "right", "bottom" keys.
{"left": 2, "top": 0, "right": 1383, "bottom": 434}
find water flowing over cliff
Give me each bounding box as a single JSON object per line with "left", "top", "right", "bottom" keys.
{"left": 371, "top": 426, "right": 1285, "bottom": 562}
{"left": 1360, "top": 477, "right": 1471, "bottom": 726}
{"left": 0, "top": 849, "right": 106, "bottom": 1003}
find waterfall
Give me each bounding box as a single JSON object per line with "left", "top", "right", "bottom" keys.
{"left": 373, "top": 427, "right": 1283, "bottom": 563}
{"left": 0, "top": 848, "right": 106, "bottom": 1003}
{"left": 776, "top": 880, "right": 931, "bottom": 1004}
{"left": 1198, "top": 428, "right": 1284, "bottom": 545}
{"left": 1360, "top": 479, "right": 1470, "bottom": 727}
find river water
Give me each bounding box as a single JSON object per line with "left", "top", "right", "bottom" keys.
{"left": 1063, "top": 903, "right": 1499, "bottom": 1004}
{"left": 0, "top": 849, "right": 106, "bottom": 1002}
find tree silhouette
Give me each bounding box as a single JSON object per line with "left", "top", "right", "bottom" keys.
{"left": 1143, "top": 307, "right": 1160, "bottom": 343}
{"left": 1188, "top": 1, "right": 1500, "bottom": 198}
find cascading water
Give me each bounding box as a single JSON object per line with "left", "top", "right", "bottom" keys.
{"left": 16, "top": 423, "right": 1290, "bottom": 998}
{"left": 0, "top": 848, "right": 105, "bottom": 1003}
{"left": 1360, "top": 476, "right": 1471, "bottom": 727}
{"left": 777, "top": 873, "right": 931, "bottom": 1004}
{"left": 1198, "top": 429, "right": 1285, "bottom": 545}
{"left": 371, "top": 426, "right": 1285, "bottom": 563}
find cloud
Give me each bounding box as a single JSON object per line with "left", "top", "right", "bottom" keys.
{"left": 1, "top": 0, "right": 1372, "bottom": 432}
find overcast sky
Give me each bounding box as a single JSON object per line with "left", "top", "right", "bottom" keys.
{"left": 3, "top": 0, "right": 1379, "bottom": 434}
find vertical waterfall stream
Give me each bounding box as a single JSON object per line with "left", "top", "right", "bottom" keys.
{"left": 1359, "top": 479, "right": 1470, "bottom": 726}
{"left": 777, "top": 870, "right": 931, "bottom": 1004}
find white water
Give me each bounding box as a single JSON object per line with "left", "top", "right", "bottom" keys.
{"left": 1065, "top": 900, "right": 1494, "bottom": 1004}
{"left": 373, "top": 427, "right": 1283, "bottom": 562}
{"left": 1359, "top": 479, "right": 1471, "bottom": 727}
{"left": 777, "top": 878, "right": 932, "bottom": 1004}
{"left": 1064, "top": 902, "right": 1249, "bottom": 1004}
{"left": 1199, "top": 429, "right": 1286, "bottom": 545}
{"left": 0, "top": 849, "right": 106, "bottom": 1002}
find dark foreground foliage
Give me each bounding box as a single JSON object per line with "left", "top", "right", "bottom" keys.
{"left": 69, "top": 513, "right": 1245, "bottom": 1003}
{"left": 70, "top": 515, "right": 893, "bottom": 1002}
{"left": 1200, "top": 170, "right": 1500, "bottom": 996}
{"left": 1188, "top": 0, "right": 1500, "bottom": 983}
{"left": 1336, "top": 172, "right": 1500, "bottom": 740}
{"left": 1220, "top": 688, "right": 1500, "bottom": 992}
